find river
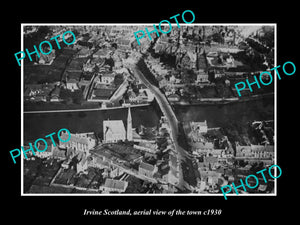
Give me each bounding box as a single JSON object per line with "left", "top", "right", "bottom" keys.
{"left": 174, "top": 95, "right": 274, "bottom": 128}
{"left": 24, "top": 95, "right": 274, "bottom": 143}
{"left": 24, "top": 104, "right": 162, "bottom": 142}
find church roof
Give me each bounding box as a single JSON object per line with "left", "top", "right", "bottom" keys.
{"left": 103, "top": 120, "right": 126, "bottom": 138}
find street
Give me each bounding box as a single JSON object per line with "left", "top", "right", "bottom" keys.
{"left": 129, "top": 59, "right": 197, "bottom": 190}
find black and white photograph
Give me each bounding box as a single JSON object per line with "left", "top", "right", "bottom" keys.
{"left": 4, "top": 4, "right": 299, "bottom": 223}
{"left": 21, "top": 24, "right": 276, "bottom": 197}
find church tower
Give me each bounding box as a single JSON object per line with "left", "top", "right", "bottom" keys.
{"left": 127, "top": 107, "right": 133, "bottom": 141}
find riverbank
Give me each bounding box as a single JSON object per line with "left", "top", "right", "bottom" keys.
{"left": 171, "top": 92, "right": 274, "bottom": 106}
{"left": 24, "top": 103, "right": 151, "bottom": 114}
{"left": 24, "top": 101, "right": 151, "bottom": 113}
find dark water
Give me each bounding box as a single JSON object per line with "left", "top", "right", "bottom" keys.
{"left": 174, "top": 96, "right": 274, "bottom": 128}
{"left": 24, "top": 96, "right": 274, "bottom": 142}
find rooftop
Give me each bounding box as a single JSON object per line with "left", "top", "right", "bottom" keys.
{"left": 90, "top": 143, "right": 142, "bottom": 164}
{"left": 103, "top": 120, "right": 126, "bottom": 136}
{"left": 139, "top": 161, "right": 155, "bottom": 172}
{"left": 60, "top": 132, "right": 95, "bottom": 145}
{"left": 103, "top": 178, "right": 128, "bottom": 191}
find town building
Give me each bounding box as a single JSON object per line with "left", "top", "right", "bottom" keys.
{"left": 103, "top": 120, "right": 126, "bottom": 143}
{"left": 93, "top": 48, "right": 110, "bottom": 58}
{"left": 66, "top": 78, "right": 79, "bottom": 92}
{"left": 77, "top": 154, "right": 88, "bottom": 174}
{"left": 201, "top": 156, "right": 219, "bottom": 170}
{"left": 167, "top": 93, "right": 180, "bottom": 102}
{"left": 110, "top": 167, "right": 124, "bottom": 178}
{"left": 199, "top": 170, "right": 223, "bottom": 189}
{"left": 190, "top": 120, "right": 208, "bottom": 134}
{"left": 38, "top": 52, "right": 55, "bottom": 65}
{"left": 49, "top": 86, "right": 62, "bottom": 102}
{"left": 193, "top": 142, "right": 214, "bottom": 152}
{"left": 133, "top": 141, "right": 158, "bottom": 154}
{"left": 138, "top": 161, "right": 158, "bottom": 178}
{"left": 77, "top": 47, "right": 92, "bottom": 58}
{"left": 87, "top": 155, "right": 110, "bottom": 169}
{"left": 52, "top": 147, "right": 66, "bottom": 160}
{"left": 100, "top": 71, "right": 115, "bottom": 84}
{"left": 24, "top": 83, "right": 55, "bottom": 102}
{"left": 236, "top": 143, "right": 274, "bottom": 159}
{"left": 162, "top": 167, "right": 179, "bottom": 186}
{"left": 34, "top": 139, "right": 55, "bottom": 159}
{"left": 100, "top": 178, "right": 128, "bottom": 193}
{"left": 59, "top": 131, "right": 97, "bottom": 154}
{"left": 196, "top": 70, "right": 209, "bottom": 83}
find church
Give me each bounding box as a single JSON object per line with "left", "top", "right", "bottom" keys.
{"left": 103, "top": 107, "right": 133, "bottom": 143}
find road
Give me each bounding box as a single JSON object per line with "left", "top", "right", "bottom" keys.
{"left": 129, "top": 60, "right": 191, "bottom": 191}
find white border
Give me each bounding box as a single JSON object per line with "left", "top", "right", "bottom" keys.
{"left": 21, "top": 23, "right": 277, "bottom": 197}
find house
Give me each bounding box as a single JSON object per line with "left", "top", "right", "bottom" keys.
{"left": 77, "top": 154, "right": 88, "bottom": 174}
{"left": 159, "top": 77, "right": 168, "bottom": 88}
{"left": 66, "top": 78, "right": 79, "bottom": 92}
{"left": 250, "top": 144, "right": 274, "bottom": 159}
{"left": 100, "top": 178, "right": 128, "bottom": 193}
{"left": 167, "top": 93, "right": 180, "bottom": 102}
{"left": 59, "top": 131, "right": 97, "bottom": 154}
{"left": 199, "top": 170, "right": 222, "bottom": 187}
{"left": 208, "top": 149, "right": 224, "bottom": 157}
{"left": 61, "top": 159, "right": 72, "bottom": 169}
{"left": 127, "top": 89, "right": 137, "bottom": 103}
{"left": 83, "top": 59, "right": 96, "bottom": 72}
{"left": 163, "top": 167, "right": 179, "bottom": 186}
{"left": 133, "top": 142, "right": 158, "bottom": 154}
{"left": 103, "top": 120, "right": 126, "bottom": 143}
{"left": 190, "top": 121, "right": 208, "bottom": 134}
{"left": 77, "top": 47, "right": 92, "bottom": 58}
{"left": 142, "top": 89, "right": 155, "bottom": 102}
{"left": 236, "top": 144, "right": 274, "bottom": 159}
{"left": 52, "top": 147, "right": 66, "bottom": 160}
{"left": 138, "top": 161, "right": 158, "bottom": 178}
{"left": 34, "top": 139, "right": 55, "bottom": 159}
{"left": 50, "top": 86, "right": 62, "bottom": 102}
{"left": 110, "top": 167, "right": 124, "bottom": 178}
{"left": 100, "top": 71, "right": 115, "bottom": 84}
{"left": 203, "top": 156, "right": 219, "bottom": 169}
{"left": 39, "top": 49, "right": 55, "bottom": 65}
{"left": 115, "top": 37, "right": 132, "bottom": 51}
{"left": 24, "top": 84, "right": 54, "bottom": 102}
{"left": 196, "top": 70, "right": 209, "bottom": 83}
{"left": 193, "top": 141, "right": 214, "bottom": 152}
{"left": 136, "top": 91, "right": 150, "bottom": 103}
{"left": 93, "top": 48, "right": 110, "bottom": 58}
{"left": 236, "top": 144, "right": 252, "bottom": 157}
{"left": 87, "top": 155, "right": 110, "bottom": 169}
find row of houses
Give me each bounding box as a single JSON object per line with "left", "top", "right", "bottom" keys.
{"left": 236, "top": 143, "right": 274, "bottom": 159}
